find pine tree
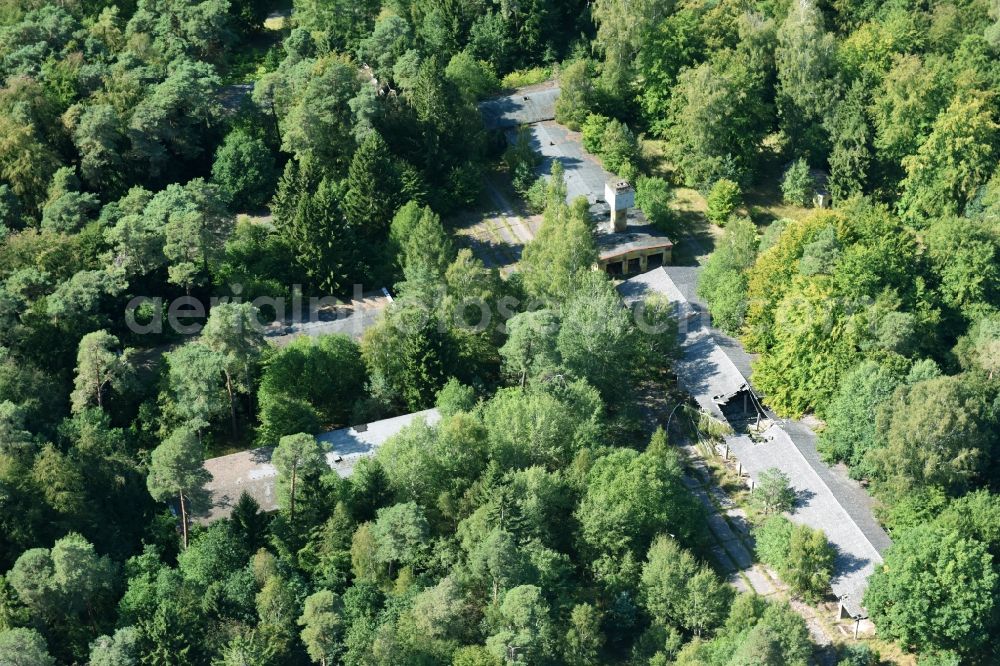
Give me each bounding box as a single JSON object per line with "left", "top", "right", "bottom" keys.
{"left": 343, "top": 132, "right": 403, "bottom": 241}
{"left": 147, "top": 428, "right": 212, "bottom": 549}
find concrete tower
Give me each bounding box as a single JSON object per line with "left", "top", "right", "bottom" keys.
{"left": 604, "top": 180, "right": 635, "bottom": 233}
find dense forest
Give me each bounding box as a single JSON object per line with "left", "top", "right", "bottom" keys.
{"left": 0, "top": 0, "right": 998, "bottom": 662}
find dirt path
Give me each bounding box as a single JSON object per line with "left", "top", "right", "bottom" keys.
{"left": 680, "top": 446, "right": 837, "bottom": 651}
{"left": 452, "top": 175, "right": 540, "bottom": 275}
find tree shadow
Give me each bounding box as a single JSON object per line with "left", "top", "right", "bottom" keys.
{"left": 724, "top": 511, "right": 753, "bottom": 539}
{"left": 793, "top": 487, "right": 817, "bottom": 510}
{"left": 831, "top": 546, "right": 872, "bottom": 579}
{"left": 249, "top": 446, "right": 274, "bottom": 464}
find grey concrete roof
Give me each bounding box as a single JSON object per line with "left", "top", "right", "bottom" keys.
{"left": 595, "top": 218, "right": 674, "bottom": 261}
{"left": 505, "top": 118, "right": 677, "bottom": 262}
{"left": 315, "top": 409, "right": 441, "bottom": 476}
{"left": 727, "top": 428, "right": 882, "bottom": 617}
{"left": 489, "top": 90, "right": 675, "bottom": 263}
{"left": 199, "top": 408, "right": 440, "bottom": 522}
{"left": 506, "top": 121, "right": 610, "bottom": 206}
{"left": 619, "top": 267, "right": 749, "bottom": 420}
{"left": 662, "top": 265, "right": 757, "bottom": 381}
{"left": 621, "top": 266, "right": 890, "bottom": 616}
{"left": 663, "top": 263, "right": 893, "bottom": 557}
{"left": 618, "top": 264, "right": 689, "bottom": 308}
{"left": 480, "top": 84, "right": 558, "bottom": 130}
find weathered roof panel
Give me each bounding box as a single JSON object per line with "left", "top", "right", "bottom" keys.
{"left": 480, "top": 85, "right": 559, "bottom": 130}
{"left": 618, "top": 268, "right": 748, "bottom": 419}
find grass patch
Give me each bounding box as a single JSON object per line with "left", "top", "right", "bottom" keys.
{"left": 263, "top": 14, "right": 288, "bottom": 30}
{"left": 642, "top": 137, "right": 819, "bottom": 230}
{"left": 501, "top": 67, "right": 551, "bottom": 90}
{"left": 744, "top": 182, "right": 813, "bottom": 226}
{"left": 640, "top": 138, "right": 676, "bottom": 181}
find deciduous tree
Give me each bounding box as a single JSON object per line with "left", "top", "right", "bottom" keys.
{"left": 899, "top": 95, "right": 998, "bottom": 222}
{"left": 0, "top": 628, "right": 55, "bottom": 666}
{"left": 298, "top": 589, "right": 342, "bottom": 666}
{"left": 212, "top": 129, "right": 278, "bottom": 211}
{"left": 706, "top": 179, "right": 741, "bottom": 226}
{"left": 563, "top": 603, "right": 604, "bottom": 666}
{"left": 865, "top": 525, "right": 997, "bottom": 656}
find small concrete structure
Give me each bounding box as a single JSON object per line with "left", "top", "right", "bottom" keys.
{"left": 488, "top": 86, "right": 673, "bottom": 277}
{"left": 810, "top": 169, "right": 831, "bottom": 208}
{"left": 199, "top": 409, "right": 440, "bottom": 522}
{"left": 595, "top": 211, "right": 674, "bottom": 277}
{"left": 263, "top": 289, "right": 390, "bottom": 345}
{"left": 594, "top": 185, "right": 673, "bottom": 276}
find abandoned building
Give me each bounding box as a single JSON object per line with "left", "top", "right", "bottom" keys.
{"left": 594, "top": 180, "right": 674, "bottom": 276}
{"left": 617, "top": 266, "right": 890, "bottom": 620}
{"left": 481, "top": 86, "right": 676, "bottom": 277}
{"left": 199, "top": 409, "right": 441, "bottom": 523}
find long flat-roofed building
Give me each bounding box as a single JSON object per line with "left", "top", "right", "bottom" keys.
{"left": 199, "top": 408, "right": 440, "bottom": 523}
{"left": 618, "top": 267, "right": 890, "bottom": 619}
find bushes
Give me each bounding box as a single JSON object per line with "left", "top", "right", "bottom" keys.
{"left": 864, "top": 524, "right": 997, "bottom": 657}
{"left": 706, "top": 178, "right": 741, "bottom": 225}
{"left": 581, "top": 114, "right": 609, "bottom": 153}
{"left": 697, "top": 216, "right": 758, "bottom": 333}
{"left": 781, "top": 158, "right": 815, "bottom": 206}
{"left": 525, "top": 176, "right": 548, "bottom": 212}
{"left": 444, "top": 51, "right": 499, "bottom": 101}
{"left": 754, "top": 516, "right": 834, "bottom": 601}
{"left": 504, "top": 126, "right": 542, "bottom": 196}
{"left": 754, "top": 515, "right": 794, "bottom": 571}
{"left": 700, "top": 269, "right": 748, "bottom": 333}
{"left": 750, "top": 471, "right": 835, "bottom": 603}
{"left": 579, "top": 113, "right": 639, "bottom": 175}
{"left": 749, "top": 467, "right": 796, "bottom": 516}
{"left": 635, "top": 176, "right": 675, "bottom": 232}
{"left": 554, "top": 60, "right": 597, "bottom": 130}
{"left": 501, "top": 66, "right": 551, "bottom": 89}
{"left": 816, "top": 360, "right": 904, "bottom": 476}
{"left": 600, "top": 120, "right": 639, "bottom": 173}
{"left": 211, "top": 128, "right": 278, "bottom": 211}
{"left": 257, "top": 334, "right": 367, "bottom": 443}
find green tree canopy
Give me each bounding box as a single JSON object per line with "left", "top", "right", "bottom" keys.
{"left": 0, "top": 628, "right": 55, "bottom": 666}
{"left": 271, "top": 432, "right": 327, "bottom": 523}
{"left": 70, "top": 330, "right": 133, "bottom": 414}
{"left": 211, "top": 128, "right": 278, "bottom": 211}
{"left": 146, "top": 428, "right": 211, "bottom": 548}
{"left": 865, "top": 525, "right": 998, "bottom": 656}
